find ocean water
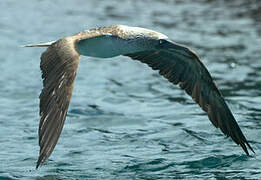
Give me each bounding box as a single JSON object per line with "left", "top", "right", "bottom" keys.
{"left": 0, "top": 0, "right": 261, "bottom": 179}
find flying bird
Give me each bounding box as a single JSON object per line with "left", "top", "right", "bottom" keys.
{"left": 24, "top": 25, "right": 254, "bottom": 168}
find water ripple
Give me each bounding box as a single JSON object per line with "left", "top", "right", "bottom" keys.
{"left": 1, "top": 0, "right": 261, "bottom": 179}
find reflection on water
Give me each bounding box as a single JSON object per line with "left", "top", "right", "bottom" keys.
{"left": 0, "top": 0, "right": 260, "bottom": 179}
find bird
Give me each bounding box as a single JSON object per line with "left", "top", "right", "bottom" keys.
{"left": 24, "top": 25, "right": 254, "bottom": 169}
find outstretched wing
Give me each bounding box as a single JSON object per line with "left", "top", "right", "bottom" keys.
{"left": 124, "top": 39, "right": 254, "bottom": 155}
{"left": 37, "top": 37, "right": 80, "bottom": 168}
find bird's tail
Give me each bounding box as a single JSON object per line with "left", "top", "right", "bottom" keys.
{"left": 23, "top": 41, "right": 56, "bottom": 47}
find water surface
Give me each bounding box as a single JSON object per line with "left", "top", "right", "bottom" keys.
{"left": 0, "top": 0, "right": 260, "bottom": 179}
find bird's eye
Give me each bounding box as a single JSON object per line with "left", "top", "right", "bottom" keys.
{"left": 158, "top": 39, "right": 167, "bottom": 45}
{"left": 156, "top": 39, "right": 168, "bottom": 49}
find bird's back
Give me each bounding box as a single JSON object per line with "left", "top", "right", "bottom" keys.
{"left": 75, "top": 25, "right": 168, "bottom": 58}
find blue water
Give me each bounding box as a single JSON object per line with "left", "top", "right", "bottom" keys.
{"left": 0, "top": 0, "right": 261, "bottom": 179}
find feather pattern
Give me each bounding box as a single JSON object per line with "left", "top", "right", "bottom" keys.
{"left": 37, "top": 37, "right": 80, "bottom": 168}
{"left": 124, "top": 40, "right": 254, "bottom": 155}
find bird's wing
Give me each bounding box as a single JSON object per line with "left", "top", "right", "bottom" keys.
{"left": 37, "top": 37, "right": 80, "bottom": 168}
{"left": 124, "top": 39, "right": 254, "bottom": 155}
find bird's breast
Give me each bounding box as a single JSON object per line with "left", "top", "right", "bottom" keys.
{"left": 76, "top": 34, "right": 154, "bottom": 58}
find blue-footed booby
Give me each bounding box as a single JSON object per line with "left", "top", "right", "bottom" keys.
{"left": 24, "top": 25, "right": 254, "bottom": 168}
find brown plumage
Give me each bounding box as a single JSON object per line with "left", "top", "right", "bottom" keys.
{"left": 24, "top": 25, "right": 254, "bottom": 169}
{"left": 36, "top": 38, "right": 80, "bottom": 169}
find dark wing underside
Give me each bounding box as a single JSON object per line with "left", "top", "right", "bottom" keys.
{"left": 37, "top": 38, "right": 80, "bottom": 168}
{"left": 124, "top": 40, "right": 254, "bottom": 155}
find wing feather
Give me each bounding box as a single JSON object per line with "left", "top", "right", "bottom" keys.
{"left": 124, "top": 40, "right": 254, "bottom": 155}
{"left": 36, "top": 37, "right": 80, "bottom": 168}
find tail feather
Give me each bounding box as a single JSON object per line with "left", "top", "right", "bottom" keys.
{"left": 23, "top": 41, "right": 56, "bottom": 47}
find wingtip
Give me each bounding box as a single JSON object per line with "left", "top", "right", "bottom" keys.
{"left": 246, "top": 141, "right": 255, "bottom": 154}
{"left": 36, "top": 155, "right": 45, "bottom": 169}
{"left": 36, "top": 159, "right": 41, "bottom": 169}
{"left": 240, "top": 140, "right": 255, "bottom": 156}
